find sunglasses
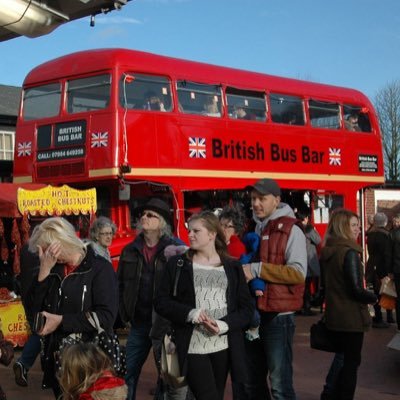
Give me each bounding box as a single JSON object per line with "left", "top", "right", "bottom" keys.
{"left": 99, "top": 232, "right": 113, "bottom": 236}
{"left": 140, "top": 212, "right": 160, "bottom": 219}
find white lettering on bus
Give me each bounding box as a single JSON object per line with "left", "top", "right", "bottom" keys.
{"left": 59, "top": 126, "right": 82, "bottom": 135}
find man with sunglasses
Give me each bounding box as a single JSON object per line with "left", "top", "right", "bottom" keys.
{"left": 117, "top": 198, "right": 186, "bottom": 400}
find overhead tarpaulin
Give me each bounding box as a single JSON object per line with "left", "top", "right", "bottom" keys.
{"left": 0, "top": 183, "right": 46, "bottom": 218}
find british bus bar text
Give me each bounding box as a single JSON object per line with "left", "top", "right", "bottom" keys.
{"left": 212, "top": 139, "right": 324, "bottom": 164}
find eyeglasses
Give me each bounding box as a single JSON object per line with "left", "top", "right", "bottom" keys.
{"left": 140, "top": 212, "right": 160, "bottom": 219}
{"left": 99, "top": 232, "right": 113, "bottom": 236}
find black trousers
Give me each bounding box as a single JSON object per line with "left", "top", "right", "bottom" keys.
{"left": 394, "top": 273, "right": 400, "bottom": 330}
{"left": 329, "top": 331, "right": 364, "bottom": 400}
{"left": 186, "top": 349, "right": 229, "bottom": 400}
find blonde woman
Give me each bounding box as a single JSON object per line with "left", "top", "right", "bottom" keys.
{"left": 155, "top": 211, "right": 253, "bottom": 400}
{"left": 27, "top": 217, "right": 118, "bottom": 399}
{"left": 59, "top": 342, "right": 127, "bottom": 400}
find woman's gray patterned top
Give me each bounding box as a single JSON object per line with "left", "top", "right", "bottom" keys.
{"left": 188, "top": 262, "right": 229, "bottom": 354}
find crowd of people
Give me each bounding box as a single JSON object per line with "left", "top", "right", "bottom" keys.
{"left": 2, "top": 178, "right": 398, "bottom": 400}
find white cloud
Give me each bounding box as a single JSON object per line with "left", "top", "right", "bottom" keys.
{"left": 140, "top": 0, "right": 190, "bottom": 3}
{"left": 91, "top": 26, "right": 126, "bottom": 39}
{"left": 95, "top": 17, "right": 143, "bottom": 25}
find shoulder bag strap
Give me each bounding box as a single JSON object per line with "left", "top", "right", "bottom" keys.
{"left": 173, "top": 257, "right": 184, "bottom": 297}
{"left": 86, "top": 311, "right": 104, "bottom": 334}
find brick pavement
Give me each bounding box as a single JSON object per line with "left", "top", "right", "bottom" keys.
{"left": 1, "top": 312, "right": 399, "bottom": 399}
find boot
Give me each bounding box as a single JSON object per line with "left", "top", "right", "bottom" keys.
{"left": 0, "top": 385, "right": 6, "bottom": 400}
{"left": 387, "top": 310, "right": 395, "bottom": 324}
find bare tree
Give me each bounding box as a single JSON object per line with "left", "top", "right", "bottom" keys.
{"left": 374, "top": 80, "right": 400, "bottom": 181}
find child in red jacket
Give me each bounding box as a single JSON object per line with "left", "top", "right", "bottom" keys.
{"left": 59, "top": 342, "right": 127, "bottom": 400}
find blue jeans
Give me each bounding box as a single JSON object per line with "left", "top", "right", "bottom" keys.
{"left": 245, "top": 313, "right": 296, "bottom": 400}
{"left": 18, "top": 331, "right": 41, "bottom": 370}
{"left": 125, "top": 321, "right": 152, "bottom": 400}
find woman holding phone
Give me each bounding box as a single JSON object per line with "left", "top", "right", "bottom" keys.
{"left": 155, "top": 211, "right": 253, "bottom": 400}
{"left": 27, "top": 217, "right": 118, "bottom": 399}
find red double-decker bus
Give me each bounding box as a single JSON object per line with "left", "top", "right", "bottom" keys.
{"left": 13, "top": 48, "right": 384, "bottom": 261}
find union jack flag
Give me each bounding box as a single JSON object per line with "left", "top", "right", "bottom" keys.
{"left": 17, "top": 141, "right": 32, "bottom": 157}
{"left": 329, "top": 148, "right": 341, "bottom": 166}
{"left": 188, "top": 137, "right": 206, "bottom": 158}
{"left": 91, "top": 132, "right": 108, "bottom": 148}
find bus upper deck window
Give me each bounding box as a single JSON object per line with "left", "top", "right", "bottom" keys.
{"left": 309, "top": 100, "right": 340, "bottom": 130}
{"left": 23, "top": 83, "right": 61, "bottom": 120}
{"left": 270, "top": 94, "right": 305, "bottom": 125}
{"left": 177, "top": 81, "right": 222, "bottom": 117}
{"left": 119, "top": 73, "right": 172, "bottom": 112}
{"left": 226, "top": 87, "right": 266, "bottom": 122}
{"left": 67, "top": 74, "right": 111, "bottom": 114}
{"left": 343, "top": 104, "right": 371, "bottom": 133}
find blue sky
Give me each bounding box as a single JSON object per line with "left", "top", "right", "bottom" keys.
{"left": 1, "top": 0, "right": 400, "bottom": 100}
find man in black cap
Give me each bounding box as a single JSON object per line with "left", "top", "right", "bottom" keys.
{"left": 117, "top": 198, "right": 186, "bottom": 400}
{"left": 243, "top": 178, "right": 307, "bottom": 400}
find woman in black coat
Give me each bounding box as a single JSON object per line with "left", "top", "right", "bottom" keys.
{"left": 154, "top": 211, "right": 253, "bottom": 400}
{"left": 27, "top": 217, "right": 118, "bottom": 399}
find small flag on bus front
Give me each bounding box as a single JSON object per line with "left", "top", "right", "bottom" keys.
{"left": 17, "top": 141, "right": 32, "bottom": 157}
{"left": 188, "top": 137, "right": 206, "bottom": 158}
{"left": 329, "top": 148, "right": 341, "bottom": 166}
{"left": 91, "top": 132, "right": 109, "bottom": 148}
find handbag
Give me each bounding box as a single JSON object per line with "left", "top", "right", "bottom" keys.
{"left": 310, "top": 318, "right": 338, "bottom": 353}
{"left": 379, "top": 293, "right": 396, "bottom": 310}
{"left": 161, "top": 333, "right": 186, "bottom": 389}
{"left": 87, "top": 312, "right": 127, "bottom": 377}
{"left": 56, "top": 332, "right": 83, "bottom": 373}
{"left": 160, "top": 257, "right": 186, "bottom": 389}
{"left": 379, "top": 277, "right": 397, "bottom": 298}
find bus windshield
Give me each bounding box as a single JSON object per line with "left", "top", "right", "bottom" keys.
{"left": 23, "top": 83, "right": 61, "bottom": 120}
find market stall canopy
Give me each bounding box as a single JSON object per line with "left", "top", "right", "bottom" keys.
{"left": 17, "top": 185, "right": 97, "bottom": 216}
{"left": 0, "top": 183, "right": 46, "bottom": 218}
{"left": 0, "top": 184, "right": 97, "bottom": 217}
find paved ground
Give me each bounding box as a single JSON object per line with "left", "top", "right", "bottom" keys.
{"left": 1, "top": 311, "right": 399, "bottom": 399}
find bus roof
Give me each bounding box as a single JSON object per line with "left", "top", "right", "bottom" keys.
{"left": 23, "top": 48, "right": 370, "bottom": 105}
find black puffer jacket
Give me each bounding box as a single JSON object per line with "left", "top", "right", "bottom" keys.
{"left": 320, "top": 237, "right": 377, "bottom": 332}
{"left": 29, "top": 246, "right": 118, "bottom": 388}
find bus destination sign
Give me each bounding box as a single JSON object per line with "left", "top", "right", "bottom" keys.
{"left": 36, "top": 120, "right": 87, "bottom": 162}
{"left": 55, "top": 120, "right": 86, "bottom": 147}
{"left": 358, "top": 154, "right": 378, "bottom": 172}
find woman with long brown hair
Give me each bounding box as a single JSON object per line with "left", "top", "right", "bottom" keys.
{"left": 155, "top": 211, "right": 253, "bottom": 400}
{"left": 320, "top": 209, "right": 377, "bottom": 400}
